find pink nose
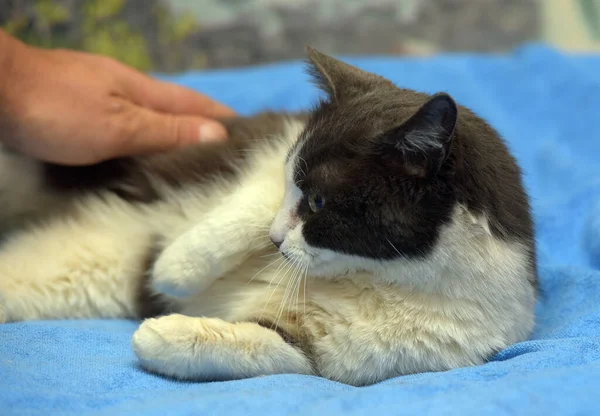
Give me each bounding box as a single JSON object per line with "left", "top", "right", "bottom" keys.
{"left": 270, "top": 236, "right": 283, "bottom": 249}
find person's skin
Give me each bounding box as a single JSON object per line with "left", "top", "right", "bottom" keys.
{"left": 0, "top": 30, "right": 236, "bottom": 166}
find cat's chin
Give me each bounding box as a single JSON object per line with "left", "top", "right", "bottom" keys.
{"left": 279, "top": 246, "right": 377, "bottom": 281}
{"left": 300, "top": 258, "right": 373, "bottom": 281}
{"left": 278, "top": 252, "right": 343, "bottom": 280}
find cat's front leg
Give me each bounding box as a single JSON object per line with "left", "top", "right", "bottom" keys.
{"left": 132, "top": 314, "right": 313, "bottom": 381}
{"left": 151, "top": 174, "right": 283, "bottom": 298}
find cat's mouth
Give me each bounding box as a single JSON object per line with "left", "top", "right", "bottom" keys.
{"left": 279, "top": 248, "right": 307, "bottom": 263}
{"left": 279, "top": 246, "right": 314, "bottom": 266}
{"left": 279, "top": 246, "right": 336, "bottom": 277}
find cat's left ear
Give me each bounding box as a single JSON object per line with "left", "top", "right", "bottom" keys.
{"left": 305, "top": 46, "right": 386, "bottom": 102}
{"left": 381, "top": 93, "right": 458, "bottom": 176}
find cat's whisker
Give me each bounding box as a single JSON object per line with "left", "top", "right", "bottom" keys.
{"left": 251, "top": 241, "right": 275, "bottom": 250}
{"left": 288, "top": 261, "right": 303, "bottom": 332}
{"left": 302, "top": 261, "right": 309, "bottom": 320}
{"left": 246, "top": 234, "right": 271, "bottom": 243}
{"left": 385, "top": 237, "right": 402, "bottom": 257}
{"left": 272, "top": 258, "right": 298, "bottom": 330}
{"left": 266, "top": 256, "right": 293, "bottom": 289}
{"left": 252, "top": 240, "right": 272, "bottom": 247}
{"left": 259, "top": 257, "right": 296, "bottom": 321}
{"left": 293, "top": 261, "right": 307, "bottom": 334}
{"left": 246, "top": 256, "right": 285, "bottom": 286}
{"left": 248, "top": 229, "right": 269, "bottom": 237}
{"left": 250, "top": 241, "right": 273, "bottom": 249}
{"left": 260, "top": 251, "right": 282, "bottom": 259}
{"left": 261, "top": 261, "right": 296, "bottom": 326}
{"left": 274, "top": 257, "right": 303, "bottom": 332}
{"left": 249, "top": 231, "right": 272, "bottom": 236}
{"left": 246, "top": 238, "right": 274, "bottom": 248}
{"left": 248, "top": 235, "right": 271, "bottom": 243}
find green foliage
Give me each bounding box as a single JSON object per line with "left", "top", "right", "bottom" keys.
{"left": 34, "top": 0, "right": 70, "bottom": 25}
{"left": 0, "top": 0, "right": 205, "bottom": 72}
{"left": 154, "top": 3, "right": 198, "bottom": 44}
{"left": 3, "top": 16, "right": 28, "bottom": 37}
{"left": 81, "top": 22, "right": 152, "bottom": 71}
{"left": 82, "top": 0, "right": 124, "bottom": 20}
{"left": 80, "top": 0, "right": 151, "bottom": 71}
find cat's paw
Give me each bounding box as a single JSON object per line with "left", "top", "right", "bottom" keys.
{"left": 151, "top": 244, "right": 220, "bottom": 298}
{"left": 131, "top": 314, "right": 193, "bottom": 378}
{"left": 132, "top": 315, "right": 311, "bottom": 381}
{"left": 132, "top": 314, "right": 234, "bottom": 380}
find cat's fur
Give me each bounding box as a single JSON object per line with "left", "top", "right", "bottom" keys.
{"left": 0, "top": 48, "right": 536, "bottom": 386}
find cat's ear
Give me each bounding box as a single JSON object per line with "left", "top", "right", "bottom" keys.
{"left": 305, "top": 46, "right": 381, "bottom": 102}
{"left": 382, "top": 93, "right": 458, "bottom": 176}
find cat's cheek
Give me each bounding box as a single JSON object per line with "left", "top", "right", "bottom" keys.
{"left": 280, "top": 225, "right": 339, "bottom": 277}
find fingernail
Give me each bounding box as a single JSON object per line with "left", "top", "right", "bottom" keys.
{"left": 198, "top": 122, "right": 227, "bottom": 143}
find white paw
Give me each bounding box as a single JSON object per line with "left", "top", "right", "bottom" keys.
{"left": 133, "top": 315, "right": 313, "bottom": 381}
{"left": 151, "top": 244, "right": 220, "bottom": 298}
{"left": 132, "top": 314, "right": 196, "bottom": 378}
{"left": 132, "top": 314, "right": 234, "bottom": 380}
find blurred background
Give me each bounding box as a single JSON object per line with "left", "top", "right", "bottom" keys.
{"left": 2, "top": 0, "right": 600, "bottom": 73}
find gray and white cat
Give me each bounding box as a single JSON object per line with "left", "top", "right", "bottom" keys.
{"left": 0, "top": 48, "right": 537, "bottom": 386}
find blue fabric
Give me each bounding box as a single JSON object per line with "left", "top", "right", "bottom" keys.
{"left": 2, "top": 44, "right": 600, "bottom": 415}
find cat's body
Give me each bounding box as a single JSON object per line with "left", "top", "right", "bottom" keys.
{"left": 0, "top": 49, "right": 536, "bottom": 386}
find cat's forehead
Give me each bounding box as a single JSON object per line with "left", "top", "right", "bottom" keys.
{"left": 294, "top": 100, "right": 412, "bottom": 166}
{"left": 296, "top": 103, "right": 376, "bottom": 160}
{"left": 289, "top": 135, "right": 355, "bottom": 193}
{"left": 305, "top": 92, "right": 424, "bottom": 139}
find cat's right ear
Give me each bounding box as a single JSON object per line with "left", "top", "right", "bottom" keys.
{"left": 305, "top": 46, "right": 381, "bottom": 102}
{"left": 379, "top": 93, "right": 458, "bottom": 177}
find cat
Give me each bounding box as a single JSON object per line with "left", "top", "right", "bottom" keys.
{"left": 0, "top": 47, "right": 537, "bottom": 386}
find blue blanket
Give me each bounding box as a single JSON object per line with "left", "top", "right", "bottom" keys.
{"left": 1, "top": 44, "right": 600, "bottom": 415}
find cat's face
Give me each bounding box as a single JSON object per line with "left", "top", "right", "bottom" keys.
{"left": 269, "top": 48, "right": 459, "bottom": 278}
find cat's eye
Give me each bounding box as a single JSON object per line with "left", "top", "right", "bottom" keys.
{"left": 308, "top": 194, "right": 325, "bottom": 213}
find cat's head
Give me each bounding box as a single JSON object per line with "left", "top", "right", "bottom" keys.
{"left": 270, "top": 47, "right": 460, "bottom": 279}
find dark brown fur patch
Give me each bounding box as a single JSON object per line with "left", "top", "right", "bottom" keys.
{"left": 44, "top": 159, "right": 160, "bottom": 203}
{"left": 253, "top": 318, "right": 317, "bottom": 373}
{"left": 43, "top": 112, "right": 308, "bottom": 203}
{"left": 135, "top": 236, "right": 172, "bottom": 319}
{"left": 254, "top": 319, "right": 303, "bottom": 348}
{"left": 135, "top": 112, "right": 308, "bottom": 189}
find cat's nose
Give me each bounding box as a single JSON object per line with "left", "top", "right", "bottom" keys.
{"left": 270, "top": 236, "right": 283, "bottom": 249}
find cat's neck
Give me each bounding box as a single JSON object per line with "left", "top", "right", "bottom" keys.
{"left": 311, "top": 205, "right": 533, "bottom": 305}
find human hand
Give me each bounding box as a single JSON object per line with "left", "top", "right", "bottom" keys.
{"left": 0, "top": 36, "right": 235, "bottom": 165}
